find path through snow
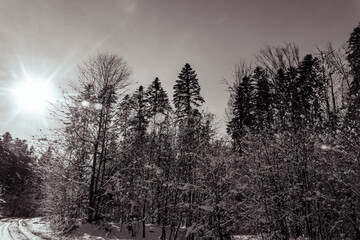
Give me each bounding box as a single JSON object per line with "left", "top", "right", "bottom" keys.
{"left": 0, "top": 218, "right": 51, "bottom": 240}
{"left": 0, "top": 217, "right": 261, "bottom": 240}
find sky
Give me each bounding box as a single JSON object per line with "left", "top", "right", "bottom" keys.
{"left": 0, "top": 0, "right": 359, "bottom": 141}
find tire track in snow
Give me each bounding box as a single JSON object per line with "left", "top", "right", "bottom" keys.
{"left": 8, "top": 219, "right": 29, "bottom": 240}
{"left": 18, "top": 219, "right": 44, "bottom": 240}
{"left": 0, "top": 221, "right": 13, "bottom": 239}
{"left": 22, "top": 219, "right": 53, "bottom": 240}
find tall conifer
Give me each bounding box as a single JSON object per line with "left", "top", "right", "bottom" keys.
{"left": 173, "top": 63, "right": 204, "bottom": 117}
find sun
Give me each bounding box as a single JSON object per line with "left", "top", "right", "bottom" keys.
{"left": 12, "top": 78, "right": 54, "bottom": 113}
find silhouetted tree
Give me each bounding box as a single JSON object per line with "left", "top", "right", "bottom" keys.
{"left": 344, "top": 22, "right": 360, "bottom": 141}
{"left": 145, "top": 77, "right": 171, "bottom": 118}
{"left": 227, "top": 74, "right": 255, "bottom": 151}
{"left": 253, "top": 67, "right": 273, "bottom": 131}
{"left": 173, "top": 63, "right": 204, "bottom": 118}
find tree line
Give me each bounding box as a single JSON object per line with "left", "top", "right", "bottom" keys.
{"left": 0, "top": 132, "right": 40, "bottom": 217}
{"left": 1, "top": 22, "right": 359, "bottom": 240}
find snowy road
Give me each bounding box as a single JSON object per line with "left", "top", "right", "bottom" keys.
{"left": 0, "top": 218, "right": 47, "bottom": 240}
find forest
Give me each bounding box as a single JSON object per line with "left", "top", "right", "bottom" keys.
{"left": 0, "top": 22, "right": 359, "bottom": 240}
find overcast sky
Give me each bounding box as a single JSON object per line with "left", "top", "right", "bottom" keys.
{"left": 0, "top": 0, "right": 359, "bottom": 140}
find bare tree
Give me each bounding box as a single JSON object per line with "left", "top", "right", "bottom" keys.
{"left": 316, "top": 43, "right": 351, "bottom": 111}
{"left": 255, "top": 42, "right": 300, "bottom": 77}
{"left": 60, "top": 52, "right": 131, "bottom": 223}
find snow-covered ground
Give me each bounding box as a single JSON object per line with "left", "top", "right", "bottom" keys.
{"left": 0, "top": 217, "right": 55, "bottom": 240}
{"left": 232, "top": 236, "right": 261, "bottom": 240}
{"left": 0, "top": 217, "right": 261, "bottom": 240}
{"left": 0, "top": 218, "right": 177, "bottom": 240}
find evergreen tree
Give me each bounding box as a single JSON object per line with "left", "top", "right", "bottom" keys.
{"left": 172, "top": 64, "right": 205, "bottom": 240}
{"left": 345, "top": 22, "right": 360, "bottom": 141}
{"left": 341, "top": 23, "right": 360, "bottom": 239}
{"left": 142, "top": 78, "right": 175, "bottom": 239}
{"left": 129, "top": 86, "right": 148, "bottom": 140}
{"left": 145, "top": 77, "right": 171, "bottom": 118}
{"left": 173, "top": 63, "right": 204, "bottom": 117}
{"left": 273, "top": 68, "right": 295, "bottom": 129}
{"left": 295, "top": 54, "right": 324, "bottom": 129}
{"left": 253, "top": 67, "right": 273, "bottom": 131}
{"left": 0, "top": 134, "right": 40, "bottom": 217}
{"left": 227, "top": 75, "right": 255, "bottom": 151}
{"left": 119, "top": 86, "right": 151, "bottom": 236}
{"left": 347, "top": 22, "right": 360, "bottom": 96}
{"left": 272, "top": 55, "right": 325, "bottom": 131}
{"left": 1, "top": 132, "right": 13, "bottom": 149}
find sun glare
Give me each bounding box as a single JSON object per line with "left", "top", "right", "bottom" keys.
{"left": 13, "top": 78, "right": 54, "bottom": 113}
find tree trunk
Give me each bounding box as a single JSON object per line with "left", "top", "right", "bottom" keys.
{"left": 143, "top": 191, "right": 147, "bottom": 238}
{"left": 88, "top": 108, "right": 105, "bottom": 223}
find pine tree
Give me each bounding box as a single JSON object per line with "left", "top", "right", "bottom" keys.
{"left": 0, "top": 134, "right": 40, "bottom": 217}
{"left": 1, "top": 132, "right": 13, "bottom": 149}
{"left": 295, "top": 54, "right": 324, "bottom": 129}
{"left": 341, "top": 24, "right": 360, "bottom": 239}
{"left": 347, "top": 23, "right": 360, "bottom": 96}
{"left": 142, "top": 78, "right": 175, "bottom": 239}
{"left": 130, "top": 86, "right": 148, "bottom": 140}
{"left": 273, "top": 68, "right": 294, "bottom": 129}
{"left": 227, "top": 75, "right": 255, "bottom": 151}
{"left": 253, "top": 67, "right": 273, "bottom": 131}
{"left": 123, "top": 86, "right": 150, "bottom": 234}
{"left": 344, "top": 22, "right": 360, "bottom": 141}
{"left": 172, "top": 64, "right": 205, "bottom": 239}
{"left": 145, "top": 77, "right": 171, "bottom": 118}
{"left": 173, "top": 63, "right": 204, "bottom": 117}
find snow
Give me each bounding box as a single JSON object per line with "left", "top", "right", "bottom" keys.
{"left": 0, "top": 217, "right": 57, "bottom": 239}
{"left": 0, "top": 217, "right": 260, "bottom": 240}
{"left": 67, "top": 222, "right": 174, "bottom": 240}
{"left": 232, "top": 235, "right": 261, "bottom": 240}
{"left": 25, "top": 218, "right": 55, "bottom": 239}
{"left": 18, "top": 219, "right": 43, "bottom": 240}
{"left": 0, "top": 222, "right": 12, "bottom": 239}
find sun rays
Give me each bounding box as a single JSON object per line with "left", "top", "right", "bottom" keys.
{"left": 0, "top": 55, "right": 59, "bottom": 131}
